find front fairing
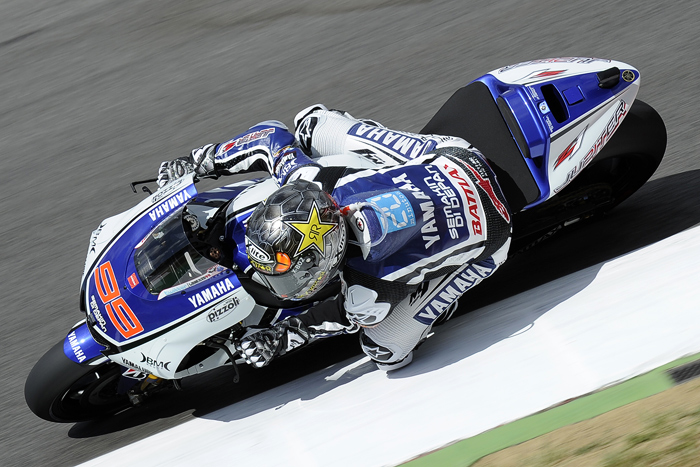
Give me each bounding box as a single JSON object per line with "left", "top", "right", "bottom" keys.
{"left": 83, "top": 176, "right": 255, "bottom": 351}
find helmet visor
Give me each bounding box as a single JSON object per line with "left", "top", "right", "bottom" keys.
{"left": 256, "top": 250, "right": 332, "bottom": 300}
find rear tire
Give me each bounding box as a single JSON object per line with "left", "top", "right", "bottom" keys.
{"left": 24, "top": 340, "right": 129, "bottom": 422}
{"left": 567, "top": 99, "right": 666, "bottom": 210}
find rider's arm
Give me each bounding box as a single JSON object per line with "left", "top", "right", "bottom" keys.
{"left": 160, "top": 121, "right": 324, "bottom": 187}
{"left": 211, "top": 121, "right": 322, "bottom": 185}
{"left": 233, "top": 294, "right": 359, "bottom": 368}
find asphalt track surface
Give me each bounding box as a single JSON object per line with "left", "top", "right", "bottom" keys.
{"left": 1, "top": 1, "right": 699, "bottom": 465}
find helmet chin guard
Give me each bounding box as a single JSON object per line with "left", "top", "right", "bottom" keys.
{"left": 245, "top": 180, "right": 346, "bottom": 300}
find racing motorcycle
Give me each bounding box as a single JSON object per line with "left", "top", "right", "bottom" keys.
{"left": 25, "top": 57, "right": 666, "bottom": 422}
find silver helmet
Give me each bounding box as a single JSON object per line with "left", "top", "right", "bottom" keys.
{"left": 245, "top": 179, "right": 347, "bottom": 300}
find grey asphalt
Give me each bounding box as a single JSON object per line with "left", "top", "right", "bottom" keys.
{"left": 2, "top": 1, "right": 699, "bottom": 465}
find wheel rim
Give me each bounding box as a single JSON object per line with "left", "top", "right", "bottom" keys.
{"left": 51, "top": 364, "right": 128, "bottom": 421}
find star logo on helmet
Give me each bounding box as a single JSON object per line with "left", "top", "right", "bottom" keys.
{"left": 286, "top": 202, "right": 336, "bottom": 257}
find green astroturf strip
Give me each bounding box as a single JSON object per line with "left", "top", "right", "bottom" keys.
{"left": 402, "top": 352, "right": 700, "bottom": 467}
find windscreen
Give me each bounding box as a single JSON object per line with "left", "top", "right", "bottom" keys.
{"left": 134, "top": 212, "right": 220, "bottom": 295}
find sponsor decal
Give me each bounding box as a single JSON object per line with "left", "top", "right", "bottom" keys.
{"left": 219, "top": 128, "right": 276, "bottom": 153}
{"left": 121, "top": 357, "right": 149, "bottom": 374}
{"left": 460, "top": 164, "right": 511, "bottom": 222}
{"left": 498, "top": 57, "right": 610, "bottom": 73}
{"left": 286, "top": 202, "right": 336, "bottom": 256}
{"left": 297, "top": 117, "right": 317, "bottom": 153}
{"left": 250, "top": 259, "right": 273, "bottom": 273}
{"left": 418, "top": 200, "right": 439, "bottom": 248}
{"left": 544, "top": 115, "right": 554, "bottom": 132}
{"left": 128, "top": 272, "right": 139, "bottom": 289}
{"left": 89, "top": 295, "right": 108, "bottom": 333}
{"left": 147, "top": 188, "right": 194, "bottom": 222}
{"left": 413, "top": 263, "right": 495, "bottom": 325}
{"left": 140, "top": 353, "right": 171, "bottom": 371}
{"left": 247, "top": 241, "right": 271, "bottom": 263}
{"left": 391, "top": 172, "right": 438, "bottom": 248}
{"left": 122, "top": 368, "right": 148, "bottom": 380}
{"left": 206, "top": 295, "right": 241, "bottom": 322}
{"left": 349, "top": 123, "right": 432, "bottom": 159}
{"left": 67, "top": 330, "right": 86, "bottom": 363}
{"left": 554, "top": 100, "right": 628, "bottom": 193}
{"left": 554, "top": 127, "right": 587, "bottom": 170}
{"left": 622, "top": 70, "right": 635, "bottom": 82}
{"left": 95, "top": 261, "right": 144, "bottom": 339}
{"left": 187, "top": 277, "right": 237, "bottom": 308}
{"left": 442, "top": 165, "right": 483, "bottom": 236}
{"left": 296, "top": 270, "right": 327, "bottom": 300}
{"left": 366, "top": 191, "right": 416, "bottom": 233}
{"left": 274, "top": 147, "right": 304, "bottom": 181}
{"left": 151, "top": 176, "right": 186, "bottom": 203}
{"left": 526, "top": 86, "right": 539, "bottom": 100}
{"left": 425, "top": 165, "right": 465, "bottom": 241}
{"left": 89, "top": 222, "right": 106, "bottom": 254}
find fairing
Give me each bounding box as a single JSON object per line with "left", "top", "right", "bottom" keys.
{"left": 81, "top": 175, "right": 263, "bottom": 378}
{"left": 475, "top": 57, "right": 640, "bottom": 207}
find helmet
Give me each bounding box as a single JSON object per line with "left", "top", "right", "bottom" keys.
{"left": 245, "top": 179, "right": 347, "bottom": 300}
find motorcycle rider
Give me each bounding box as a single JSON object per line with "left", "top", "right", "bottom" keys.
{"left": 158, "top": 105, "right": 512, "bottom": 370}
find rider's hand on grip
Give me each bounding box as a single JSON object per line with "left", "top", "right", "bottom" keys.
{"left": 236, "top": 327, "right": 283, "bottom": 368}
{"left": 234, "top": 317, "right": 310, "bottom": 368}
{"left": 156, "top": 158, "right": 193, "bottom": 187}
{"left": 156, "top": 144, "right": 217, "bottom": 188}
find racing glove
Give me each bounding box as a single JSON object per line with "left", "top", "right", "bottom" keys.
{"left": 234, "top": 317, "right": 311, "bottom": 368}
{"left": 156, "top": 143, "right": 217, "bottom": 187}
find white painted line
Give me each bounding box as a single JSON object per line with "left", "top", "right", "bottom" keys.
{"left": 80, "top": 226, "right": 700, "bottom": 467}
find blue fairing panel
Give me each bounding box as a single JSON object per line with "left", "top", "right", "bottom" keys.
{"left": 64, "top": 322, "right": 106, "bottom": 363}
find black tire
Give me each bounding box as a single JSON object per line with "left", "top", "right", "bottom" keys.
{"left": 24, "top": 340, "right": 130, "bottom": 422}
{"left": 511, "top": 99, "right": 666, "bottom": 252}
{"left": 567, "top": 99, "right": 666, "bottom": 210}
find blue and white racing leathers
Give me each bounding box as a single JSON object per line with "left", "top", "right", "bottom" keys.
{"left": 204, "top": 106, "right": 512, "bottom": 369}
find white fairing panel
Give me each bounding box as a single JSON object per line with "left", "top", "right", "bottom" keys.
{"left": 548, "top": 86, "right": 638, "bottom": 194}
{"left": 491, "top": 57, "right": 629, "bottom": 85}
{"left": 81, "top": 174, "right": 197, "bottom": 284}
{"left": 113, "top": 289, "right": 256, "bottom": 379}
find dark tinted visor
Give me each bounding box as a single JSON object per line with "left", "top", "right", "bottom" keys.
{"left": 255, "top": 250, "right": 325, "bottom": 300}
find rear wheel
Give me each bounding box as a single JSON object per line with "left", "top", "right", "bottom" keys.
{"left": 25, "top": 340, "right": 130, "bottom": 422}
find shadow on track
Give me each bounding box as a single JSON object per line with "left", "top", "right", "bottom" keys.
{"left": 67, "top": 170, "right": 700, "bottom": 435}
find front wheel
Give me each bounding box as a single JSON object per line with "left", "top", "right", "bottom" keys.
{"left": 24, "top": 340, "right": 130, "bottom": 422}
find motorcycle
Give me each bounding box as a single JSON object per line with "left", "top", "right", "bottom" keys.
{"left": 25, "top": 57, "right": 666, "bottom": 422}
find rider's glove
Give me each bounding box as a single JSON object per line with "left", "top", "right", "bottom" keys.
{"left": 156, "top": 144, "right": 217, "bottom": 187}
{"left": 234, "top": 317, "right": 310, "bottom": 368}
{"left": 189, "top": 143, "right": 217, "bottom": 175}
{"left": 157, "top": 158, "right": 192, "bottom": 187}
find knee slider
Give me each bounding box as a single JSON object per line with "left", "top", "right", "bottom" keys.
{"left": 344, "top": 285, "right": 391, "bottom": 327}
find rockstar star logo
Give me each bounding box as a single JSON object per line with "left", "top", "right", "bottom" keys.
{"left": 286, "top": 202, "right": 335, "bottom": 257}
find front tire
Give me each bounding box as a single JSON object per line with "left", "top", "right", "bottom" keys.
{"left": 24, "top": 340, "right": 129, "bottom": 422}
